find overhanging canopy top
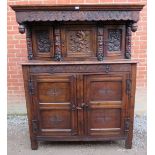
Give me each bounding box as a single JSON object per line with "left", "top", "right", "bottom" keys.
{"left": 11, "top": 4, "right": 144, "bottom": 24}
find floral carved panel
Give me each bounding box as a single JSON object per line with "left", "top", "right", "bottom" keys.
{"left": 36, "top": 30, "right": 51, "bottom": 53}
{"left": 108, "top": 29, "right": 122, "bottom": 52}
{"left": 65, "top": 27, "right": 96, "bottom": 58}
{"left": 68, "top": 30, "right": 91, "bottom": 53}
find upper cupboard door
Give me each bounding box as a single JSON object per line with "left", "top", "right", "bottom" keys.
{"left": 84, "top": 74, "right": 128, "bottom": 137}
{"left": 32, "top": 74, "right": 78, "bottom": 136}
{"left": 61, "top": 25, "right": 97, "bottom": 60}
{"left": 32, "top": 26, "right": 54, "bottom": 59}
{"left": 104, "top": 25, "right": 126, "bottom": 59}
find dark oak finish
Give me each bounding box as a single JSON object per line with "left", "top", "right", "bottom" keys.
{"left": 24, "top": 22, "right": 136, "bottom": 61}
{"left": 11, "top": 4, "right": 144, "bottom": 150}
{"left": 22, "top": 62, "right": 136, "bottom": 149}
{"left": 32, "top": 25, "right": 54, "bottom": 60}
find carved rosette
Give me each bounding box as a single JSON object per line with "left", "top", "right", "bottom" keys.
{"left": 54, "top": 28, "right": 62, "bottom": 61}
{"left": 125, "top": 23, "right": 132, "bottom": 59}
{"left": 97, "top": 27, "right": 104, "bottom": 61}
{"left": 26, "top": 27, "right": 33, "bottom": 60}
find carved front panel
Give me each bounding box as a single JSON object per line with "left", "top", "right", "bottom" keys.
{"left": 32, "top": 26, "right": 54, "bottom": 59}
{"left": 108, "top": 29, "right": 121, "bottom": 51}
{"left": 36, "top": 30, "right": 51, "bottom": 53}
{"left": 68, "top": 30, "right": 90, "bottom": 53}
{"left": 104, "top": 25, "right": 126, "bottom": 59}
{"left": 33, "top": 74, "right": 78, "bottom": 136}
{"left": 84, "top": 74, "right": 127, "bottom": 136}
{"left": 62, "top": 25, "right": 96, "bottom": 59}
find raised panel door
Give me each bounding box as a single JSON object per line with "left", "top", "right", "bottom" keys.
{"left": 32, "top": 74, "right": 78, "bottom": 136}
{"left": 84, "top": 74, "right": 128, "bottom": 136}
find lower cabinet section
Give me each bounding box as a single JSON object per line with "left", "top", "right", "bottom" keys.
{"left": 22, "top": 63, "right": 136, "bottom": 149}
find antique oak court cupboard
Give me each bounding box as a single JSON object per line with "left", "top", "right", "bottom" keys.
{"left": 11, "top": 4, "right": 144, "bottom": 150}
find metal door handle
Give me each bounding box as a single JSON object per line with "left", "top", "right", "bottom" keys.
{"left": 76, "top": 106, "right": 83, "bottom": 110}
{"left": 76, "top": 103, "right": 86, "bottom": 110}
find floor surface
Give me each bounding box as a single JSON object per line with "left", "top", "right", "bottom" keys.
{"left": 7, "top": 115, "right": 147, "bottom": 155}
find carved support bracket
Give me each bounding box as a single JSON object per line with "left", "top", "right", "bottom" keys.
{"left": 97, "top": 27, "right": 104, "bottom": 61}
{"left": 131, "top": 22, "right": 138, "bottom": 32}
{"left": 26, "top": 27, "right": 33, "bottom": 60}
{"left": 18, "top": 24, "right": 25, "bottom": 34}
{"left": 54, "top": 28, "right": 62, "bottom": 61}
{"left": 125, "top": 23, "right": 132, "bottom": 59}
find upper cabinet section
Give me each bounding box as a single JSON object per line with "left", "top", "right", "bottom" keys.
{"left": 11, "top": 4, "right": 144, "bottom": 61}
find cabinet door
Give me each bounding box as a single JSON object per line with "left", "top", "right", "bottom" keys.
{"left": 32, "top": 26, "right": 54, "bottom": 60}
{"left": 104, "top": 25, "right": 126, "bottom": 59}
{"left": 84, "top": 74, "right": 127, "bottom": 136}
{"left": 61, "top": 25, "right": 97, "bottom": 60}
{"left": 32, "top": 74, "right": 78, "bottom": 136}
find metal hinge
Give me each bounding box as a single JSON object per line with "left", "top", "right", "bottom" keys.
{"left": 126, "top": 79, "right": 131, "bottom": 97}
{"left": 28, "top": 78, "right": 34, "bottom": 95}
{"left": 124, "top": 117, "right": 130, "bottom": 133}
{"left": 32, "top": 120, "right": 38, "bottom": 133}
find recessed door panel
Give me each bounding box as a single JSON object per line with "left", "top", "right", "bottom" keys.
{"left": 38, "top": 82, "right": 70, "bottom": 103}
{"left": 90, "top": 109, "right": 121, "bottom": 129}
{"left": 90, "top": 80, "right": 122, "bottom": 101}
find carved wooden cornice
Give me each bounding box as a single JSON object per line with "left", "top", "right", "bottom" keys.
{"left": 11, "top": 4, "right": 144, "bottom": 33}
